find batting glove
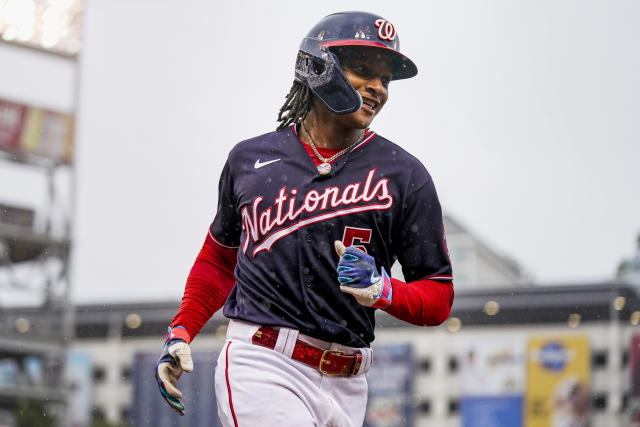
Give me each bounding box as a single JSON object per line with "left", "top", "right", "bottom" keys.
{"left": 154, "top": 326, "right": 193, "bottom": 416}
{"left": 334, "top": 241, "right": 392, "bottom": 308}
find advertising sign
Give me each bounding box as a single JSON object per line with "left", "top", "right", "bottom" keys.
{"left": 64, "top": 351, "right": 92, "bottom": 427}
{"left": 132, "top": 350, "right": 221, "bottom": 427}
{"left": 0, "top": 98, "right": 74, "bottom": 164}
{"left": 364, "top": 343, "right": 415, "bottom": 427}
{"left": 525, "top": 336, "right": 590, "bottom": 427}
{"left": 460, "top": 337, "right": 526, "bottom": 427}
{"left": 630, "top": 333, "right": 640, "bottom": 425}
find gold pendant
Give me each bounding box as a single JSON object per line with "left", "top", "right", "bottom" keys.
{"left": 317, "top": 163, "right": 331, "bottom": 175}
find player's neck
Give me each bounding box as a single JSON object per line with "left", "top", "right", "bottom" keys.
{"left": 301, "top": 110, "right": 365, "bottom": 150}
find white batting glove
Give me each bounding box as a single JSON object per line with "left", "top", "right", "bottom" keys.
{"left": 154, "top": 326, "right": 194, "bottom": 416}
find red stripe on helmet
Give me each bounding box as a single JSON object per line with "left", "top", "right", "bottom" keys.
{"left": 319, "top": 40, "right": 395, "bottom": 50}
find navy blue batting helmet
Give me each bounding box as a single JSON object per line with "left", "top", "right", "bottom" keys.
{"left": 295, "top": 11, "right": 418, "bottom": 115}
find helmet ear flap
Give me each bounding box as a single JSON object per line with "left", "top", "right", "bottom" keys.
{"left": 295, "top": 50, "right": 362, "bottom": 115}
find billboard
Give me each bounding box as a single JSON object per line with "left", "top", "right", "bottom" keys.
{"left": 631, "top": 333, "right": 640, "bottom": 425}
{"left": 525, "top": 336, "right": 590, "bottom": 427}
{"left": 0, "top": 98, "right": 74, "bottom": 164}
{"left": 64, "top": 350, "right": 92, "bottom": 427}
{"left": 460, "top": 337, "right": 526, "bottom": 427}
{"left": 132, "top": 350, "right": 221, "bottom": 427}
{"left": 365, "top": 343, "right": 415, "bottom": 427}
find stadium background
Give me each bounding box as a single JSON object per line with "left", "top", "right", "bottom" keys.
{"left": 1, "top": 1, "right": 639, "bottom": 426}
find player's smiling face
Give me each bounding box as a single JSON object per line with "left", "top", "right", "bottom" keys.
{"left": 337, "top": 47, "right": 393, "bottom": 129}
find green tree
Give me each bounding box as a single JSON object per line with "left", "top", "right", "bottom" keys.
{"left": 15, "top": 400, "right": 57, "bottom": 427}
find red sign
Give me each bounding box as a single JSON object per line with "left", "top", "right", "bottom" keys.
{"left": 0, "top": 98, "right": 74, "bottom": 164}
{"left": 0, "top": 100, "right": 28, "bottom": 149}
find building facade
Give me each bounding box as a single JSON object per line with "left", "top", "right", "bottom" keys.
{"left": 4, "top": 282, "right": 638, "bottom": 426}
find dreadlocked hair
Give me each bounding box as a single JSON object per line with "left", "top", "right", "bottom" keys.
{"left": 276, "top": 81, "right": 312, "bottom": 131}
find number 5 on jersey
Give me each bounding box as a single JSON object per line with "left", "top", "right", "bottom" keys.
{"left": 342, "top": 227, "right": 372, "bottom": 253}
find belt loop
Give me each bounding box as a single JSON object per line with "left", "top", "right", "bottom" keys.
{"left": 227, "top": 319, "right": 260, "bottom": 342}
{"left": 283, "top": 329, "right": 299, "bottom": 358}
{"left": 274, "top": 328, "right": 298, "bottom": 358}
{"left": 358, "top": 347, "right": 373, "bottom": 375}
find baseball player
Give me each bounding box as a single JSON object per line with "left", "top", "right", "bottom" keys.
{"left": 155, "top": 11, "right": 454, "bottom": 427}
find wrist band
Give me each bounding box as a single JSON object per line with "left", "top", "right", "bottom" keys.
{"left": 372, "top": 267, "right": 392, "bottom": 309}
{"left": 165, "top": 325, "right": 191, "bottom": 344}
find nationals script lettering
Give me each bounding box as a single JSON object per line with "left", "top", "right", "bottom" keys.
{"left": 241, "top": 169, "right": 393, "bottom": 256}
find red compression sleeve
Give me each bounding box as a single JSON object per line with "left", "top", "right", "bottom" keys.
{"left": 171, "top": 233, "right": 237, "bottom": 341}
{"left": 383, "top": 278, "right": 454, "bottom": 326}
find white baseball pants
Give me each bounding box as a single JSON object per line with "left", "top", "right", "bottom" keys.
{"left": 214, "top": 319, "right": 373, "bottom": 427}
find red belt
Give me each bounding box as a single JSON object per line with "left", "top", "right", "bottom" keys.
{"left": 251, "top": 326, "right": 363, "bottom": 377}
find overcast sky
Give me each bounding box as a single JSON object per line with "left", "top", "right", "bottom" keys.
{"left": 4, "top": 1, "right": 639, "bottom": 303}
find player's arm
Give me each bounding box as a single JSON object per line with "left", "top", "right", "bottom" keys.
{"left": 169, "top": 159, "right": 240, "bottom": 340}
{"left": 155, "top": 159, "right": 241, "bottom": 415}
{"left": 171, "top": 232, "right": 237, "bottom": 338}
{"left": 335, "top": 243, "right": 453, "bottom": 326}
{"left": 335, "top": 165, "right": 454, "bottom": 326}
{"left": 155, "top": 232, "right": 237, "bottom": 415}
{"left": 383, "top": 277, "right": 453, "bottom": 326}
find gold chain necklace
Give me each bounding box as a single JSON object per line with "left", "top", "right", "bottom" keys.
{"left": 302, "top": 123, "right": 365, "bottom": 175}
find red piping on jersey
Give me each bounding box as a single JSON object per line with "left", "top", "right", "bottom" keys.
{"left": 209, "top": 229, "right": 239, "bottom": 249}
{"left": 423, "top": 274, "right": 454, "bottom": 282}
{"left": 351, "top": 131, "right": 377, "bottom": 153}
{"left": 225, "top": 341, "right": 239, "bottom": 427}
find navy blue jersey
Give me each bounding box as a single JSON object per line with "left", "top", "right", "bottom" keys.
{"left": 210, "top": 125, "right": 452, "bottom": 347}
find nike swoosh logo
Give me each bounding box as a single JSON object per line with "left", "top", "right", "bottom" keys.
{"left": 254, "top": 158, "right": 281, "bottom": 169}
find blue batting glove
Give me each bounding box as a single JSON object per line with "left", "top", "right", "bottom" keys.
{"left": 336, "top": 245, "right": 381, "bottom": 288}
{"left": 154, "top": 326, "right": 193, "bottom": 416}
{"left": 334, "top": 241, "right": 392, "bottom": 308}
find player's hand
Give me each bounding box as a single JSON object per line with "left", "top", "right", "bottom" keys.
{"left": 334, "top": 241, "right": 392, "bottom": 308}
{"left": 154, "top": 326, "right": 193, "bottom": 416}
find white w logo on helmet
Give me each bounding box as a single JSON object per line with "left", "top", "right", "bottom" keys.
{"left": 374, "top": 19, "right": 396, "bottom": 41}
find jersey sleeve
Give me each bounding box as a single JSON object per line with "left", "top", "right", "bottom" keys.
{"left": 171, "top": 232, "right": 238, "bottom": 340}
{"left": 384, "top": 278, "right": 454, "bottom": 326}
{"left": 209, "top": 160, "right": 242, "bottom": 249}
{"left": 393, "top": 170, "right": 453, "bottom": 283}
